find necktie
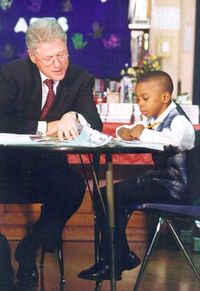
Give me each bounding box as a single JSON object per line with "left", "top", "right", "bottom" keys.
{"left": 40, "top": 79, "right": 56, "bottom": 120}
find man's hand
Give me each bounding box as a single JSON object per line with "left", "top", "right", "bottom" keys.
{"left": 46, "top": 120, "right": 59, "bottom": 137}
{"left": 46, "top": 112, "right": 79, "bottom": 140}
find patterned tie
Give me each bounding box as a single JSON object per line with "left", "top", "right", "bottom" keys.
{"left": 40, "top": 79, "right": 56, "bottom": 120}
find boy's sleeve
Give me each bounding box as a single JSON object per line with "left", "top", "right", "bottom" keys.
{"left": 139, "top": 115, "right": 195, "bottom": 151}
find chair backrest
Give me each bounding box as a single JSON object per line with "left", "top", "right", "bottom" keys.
{"left": 186, "top": 129, "right": 200, "bottom": 205}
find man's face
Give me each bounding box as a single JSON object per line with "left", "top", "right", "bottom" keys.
{"left": 28, "top": 39, "right": 69, "bottom": 81}
{"left": 135, "top": 80, "right": 170, "bottom": 118}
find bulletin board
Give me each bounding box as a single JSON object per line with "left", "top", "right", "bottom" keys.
{"left": 0, "top": 0, "right": 131, "bottom": 79}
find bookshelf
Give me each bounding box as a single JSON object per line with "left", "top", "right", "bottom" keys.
{"left": 128, "top": 0, "right": 151, "bottom": 66}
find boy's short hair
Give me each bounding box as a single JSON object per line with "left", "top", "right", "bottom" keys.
{"left": 137, "top": 70, "right": 174, "bottom": 95}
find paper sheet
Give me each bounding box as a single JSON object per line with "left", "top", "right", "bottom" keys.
{"left": 0, "top": 127, "right": 165, "bottom": 151}
{"left": 113, "top": 138, "right": 165, "bottom": 151}
{"left": 0, "top": 133, "right": 33, "bottom": 144}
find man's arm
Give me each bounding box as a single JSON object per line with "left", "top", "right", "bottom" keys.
{"left": 45, "top": 71, "right": 102, "bottom": 139}
{"left": 46, "top": 112, "right": 84, "bottom": 139}
{"left": 0, "top": 60, "right": 40, "bottom": 134}
{"left": 68, "top": 72, "right": 102, "bottom": 132}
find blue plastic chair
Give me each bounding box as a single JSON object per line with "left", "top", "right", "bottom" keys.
{"left": 133, "top": 203, "right": 200, "bottom": 291}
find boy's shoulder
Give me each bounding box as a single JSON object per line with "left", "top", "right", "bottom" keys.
{"left": 158, "top": 104, "right": 190, "bottom": 131}
{"left": 174, "top": 103, "right": 191, "bottom": 121}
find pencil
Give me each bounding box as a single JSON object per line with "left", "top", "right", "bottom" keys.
{"left": 146, "top": 121, "right": 160, "bottom": 129}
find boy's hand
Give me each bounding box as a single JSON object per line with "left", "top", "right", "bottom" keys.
{"left": 118, "top": 124, "right": 145, "bottom": 141}
{"left": 118, "top": 127, "right": 133, "bottom": 141}
{"left": 130, "top": 124, "right": 145, "bottom": 140}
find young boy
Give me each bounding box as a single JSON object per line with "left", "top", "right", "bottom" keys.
{"left": 78, "top": 70, "right": 195, "bottom": 281}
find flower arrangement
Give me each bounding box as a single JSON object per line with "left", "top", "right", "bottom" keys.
{"left": 121, "top": 54, "right": 161, "bottom": 80}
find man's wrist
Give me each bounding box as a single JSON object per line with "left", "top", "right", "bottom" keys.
{"left": 69, "top": 111, "right": 78, "bottom": 120}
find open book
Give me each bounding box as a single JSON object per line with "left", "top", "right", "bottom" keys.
{"left": 0, "top": 128, "right": 112, "bottom": 147}
{"left": 0, "top": 126, "right": 165, "bottom": 151}
{"left": 113, "top": 138, "right": 165, "bottom": 151}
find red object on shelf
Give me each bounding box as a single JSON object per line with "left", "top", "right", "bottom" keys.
{"left": 93, "top": 92, "right": 107, "bottom": 104}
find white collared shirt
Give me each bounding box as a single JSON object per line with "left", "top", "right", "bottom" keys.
{"left": 37, "top": 72, "right": 88, "bottom": 135}
{"left": 37, "top": 72, "right": 59, "bottom": 135}
{"left": 40, "top": 72, "right": 59, "bottom": 109}
{"left": 116, "top": 101, "right": 195, "bottom": 151}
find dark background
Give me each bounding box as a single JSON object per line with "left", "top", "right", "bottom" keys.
{"left": 0, "top": 0, "right": 131, "bottom": 79}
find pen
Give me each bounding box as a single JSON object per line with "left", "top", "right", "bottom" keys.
{"left": 146, "top": 121, "right": 160, "bottom": 129}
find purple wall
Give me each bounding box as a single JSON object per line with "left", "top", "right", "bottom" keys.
{"left": 0, "top": 0, "right": 131, "bottom": 79}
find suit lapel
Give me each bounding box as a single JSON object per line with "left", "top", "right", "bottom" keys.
{"left": 56, "top": 78, "right": 71, "bottom": 108}
{"left": 32, "top": 68, "right": 43, "bottom": 116}
{"left": 56, "top": 63, "right": 81, "bottom": 109}
{"left": 57, "top": 81, "right": 69, "bottom": 100}
{"left": 25, "top": 62, "right": 42, "bottom": 118}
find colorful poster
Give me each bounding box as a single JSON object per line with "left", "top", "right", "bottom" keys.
{"left": 0, "top": 0, "right": 131, "bottom": 78}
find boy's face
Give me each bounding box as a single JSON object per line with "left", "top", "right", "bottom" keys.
{"left": 135, "top": 80, "right": 170, "bottom": 118}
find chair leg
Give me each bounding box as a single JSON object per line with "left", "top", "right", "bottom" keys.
{"left": 57, "top": 244, "right": 65, "bottom": 285}
{"left": 133, "top": 217, "right": 164, "bottom": 291}
{"left": 39, "top": 265, "right": 45, "bottom": 290}
{"left": 95, "top": 280, "right": 103, "bottom": 291}
{"left": 40, "top": 248, "right": 45, "bottom": 268}
{"left": 166, "top": 218, "right": 200, "bottom": 281}
{"left": 39, "top": 244, "right": 65, "bottom": 285}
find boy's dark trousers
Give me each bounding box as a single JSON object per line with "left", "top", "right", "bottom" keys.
{"left": 96, "top": 176, "right": 181, "bottom": 266}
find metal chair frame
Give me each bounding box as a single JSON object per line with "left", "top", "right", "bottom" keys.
{"left": 133, "top": 203, "right": 200, "bottom": 291}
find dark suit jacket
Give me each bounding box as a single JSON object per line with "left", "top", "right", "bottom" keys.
{"left": 0, "top": 57, "right": 102, "bottom": 133}
{"left": 0, "top": 57, "right": 102, "bottom": 202}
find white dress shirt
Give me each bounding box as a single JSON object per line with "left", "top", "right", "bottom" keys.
{"left": 116, "top": 101, "right": 195, "bottom": 151}
{"left": 37, "top": 72, "right": 88, "bottom": 135}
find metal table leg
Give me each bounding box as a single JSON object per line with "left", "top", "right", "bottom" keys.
{"left": 105, "top": 153, "right": 116, "bottom": 291}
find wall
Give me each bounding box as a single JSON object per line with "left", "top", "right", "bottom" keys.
{"left": 179, "top": 0, "right": 196, "bottom": 98}
{"left": 149, "top": 0, "right": 196, "bottom": 100}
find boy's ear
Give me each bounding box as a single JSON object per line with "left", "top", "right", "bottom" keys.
{"left": 162, "top": 91, "right": 171, "bottom": 104}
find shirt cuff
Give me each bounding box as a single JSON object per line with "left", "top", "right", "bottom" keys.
{"left": 37, "top": 121, "right": 47, "bottom": 136}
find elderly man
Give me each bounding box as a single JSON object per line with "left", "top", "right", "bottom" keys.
{"left": 0, "top": 17, "right": 102, "bottom": 287}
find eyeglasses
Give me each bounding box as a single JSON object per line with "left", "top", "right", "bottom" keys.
{"left": 36, "top": 53, "right": 69, "bottom": 66}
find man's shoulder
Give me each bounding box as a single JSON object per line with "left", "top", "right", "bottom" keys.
{"left": 1, "top": 57, "right": 34, "bottom": 74}
{"left": 165, "top": 102, "right": 190, "bottom": 121}
{"left": 2, "top": 57, "right": 29, "bottom": 68}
